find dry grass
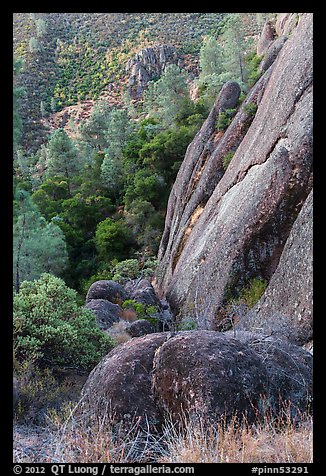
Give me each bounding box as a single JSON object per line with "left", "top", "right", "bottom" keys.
{"left": 158, "top": 414, "right": 313, "bottom": 463}
{"left": 16, "top": 403, "right": 312, "bottom": 463}
{"left": 106, "top": 321, "right": 132, "bottom": 345}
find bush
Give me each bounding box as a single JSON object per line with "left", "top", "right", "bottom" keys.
{"left": 243, "top": 102, "right": 258, "bottom": 117}
{"left": 14, "top": 273, "right": 114, "bottom": 370}
{"left": 216, "top": 108, "right": 236, "bottom": 131}
{"left": 222, "top": 151, "right": 235, "bottom": 170}
{"left": 122, "top": 299, "right": 159, "bottom": 327}
{"left": 239, "top": 277, "right": 268, "bottom": 308}
{"left": 95, "top": 218, "right": 135, "bottom": 262}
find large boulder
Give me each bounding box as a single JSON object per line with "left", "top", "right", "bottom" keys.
{"left": 236, "top": 190, "right": 313, "bottom": 345}
{"left": 85, "top": 299, "right": 122, "bottom": 330}
{"left": 125, "top": 279, "right": 162, "bottom": 308}
{"left": 224, "top": 331, "right": 313, "bottom": 416}
{"left": 80, "top": 330, "right": 312, "bottom": 427}
{"left": 80, "top": 333, "right": 168, "bottom": 428}
{"left": 152, "top": 331, "right": 269, "bottom": 423}
{"left": 155, "top": 14, "right": 313, "bottom": 331}
{"left": 126, "top": 319, "right": 155, "bottom": 338}
{"left": 257, "top": 20, "right": 276, "bottom": 56}
{"left": 85, "top": 280, "right": 129, "bottom": 304}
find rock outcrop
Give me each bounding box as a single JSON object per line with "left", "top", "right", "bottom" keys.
{"left": 236, "top": 190, "right": 313, "bottom": 345}
{"left": 125, "top": 45, "right": 178, "bottom": 99}
{"left": 80, "top": 330, "right": 312, "bottom": 427}
{"left": 155, "top": 14, "right": 313, "bottom": 332}
{"left": 85, "top": 299, "right": 122, "bottom": 330}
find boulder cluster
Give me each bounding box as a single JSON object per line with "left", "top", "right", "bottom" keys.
{"left": 80, "top": 330, "right": 312, "bottom": 428}
{"left": 84, "top": 278, "right": 169, "bottom": 337}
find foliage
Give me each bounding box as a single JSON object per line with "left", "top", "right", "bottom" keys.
{"left": 78, "top": 99, "right": 112, "bottom": 150}
{"left": 122, "top": 299, "right": 159, "bottom": 326}
{"left": 13, "top": 273, "right": 114, "bottom": 369}
{"left": 13, "top": 191, "right": 68, "bottom": 291}
{"left": 143, "top": 64, "right": 191, "bottom": 127}
{"left": 243, "top": 101, "right": 258, "bottom": 117}
{"left": 13, "top": 56, "right": 25, "bottom": 152}
{"left": 222, "top": 151, "right": 235, "bottom": 170}
{"left": 111, "top": 259, "right": 142, "bottom": 284}
{"left": 245, "top": 52, "right": 263, "bottom": 87}
{"left": 216, "top": 108, "right": 236, "bottom": 131}
{"left": 237, "top": 277, "right": 268, "bottom": 308}
{"left": 111, "top": 256, "right": 158, "bottom": 284}
{"left": 221, "top": 14, "right": 253, "bottom": 88}
{"left": 45, "top": 128, "right": 81, "bottom": 187}
{"left": 95, "top": 218, "right": 135, "bottom": 262}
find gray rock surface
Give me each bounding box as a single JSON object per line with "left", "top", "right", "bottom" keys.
{"left": 125, "top": 279, "right": 162, "bottom": 308}
{"left": 125, "top": 44, "right": 178, "bottom": 99}
{"left": 85, "top": 299, "right": 122, "bottom": 330}
{"left": 80, "top": 333, "right": 168, "bottom": 427}
{"left": 155, "top": 14, "right": 313, "bottom": 331}
{"left": 86, "top": 280, "right": 129, "bottom": 304}
{"left": 224, "top": 330, "right": 313, "bottom": 416}
{"left": 126, "top": 319, "right": 155, "bottom": 338}
{"left": 236, "top": 190, "right": 313, "bottom": 345}
{"left": 152, "top": 331, "right": 269, "bottom": 423}
{"left": 257, "top": 20, "right": 276, "bottom": 56}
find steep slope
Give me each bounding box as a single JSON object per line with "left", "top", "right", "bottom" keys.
{"left": 155, "top": 13, "right": 313, "bottom": 333}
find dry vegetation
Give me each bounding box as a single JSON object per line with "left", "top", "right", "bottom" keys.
{"left": 14, "top": 403, "right": 313, "bottom": 463}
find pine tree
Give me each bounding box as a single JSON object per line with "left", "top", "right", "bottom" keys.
{"left": 45, "top": 129, "right": 80, "bottom": 193}
{"left": 13, "top": 190, "right": 68, "bottom": 291}
{"left": 29, "top": 36, "right": 40, "bottom": 53}
{"left": 79, "top": 99, "right": 112, "bottom": 150}
{"left": 144, "top": 64, "right": 191, "bottom": 127}
{"left": 104, "top": 107, "right": 134, "bottom": 159}
{"left": 199, "top": 36, "right": 224, "bottom": 79}
{"left": 13, "top": 57, "right": 25, "bottom": 152}
{"left": 222, "top": 14, "right": 251, "bottom": 87}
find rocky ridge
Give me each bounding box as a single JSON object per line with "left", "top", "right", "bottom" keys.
{"left": 154, "top": 13, "right": 313, "bottom": 337}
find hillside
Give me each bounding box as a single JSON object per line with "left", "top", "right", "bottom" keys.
{"left": 13, "top": 12, "right": 263, "bottom": 153}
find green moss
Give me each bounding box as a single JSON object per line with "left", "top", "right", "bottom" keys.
{"left": 222, "top": 151, "right": 235, "bottom": 170}
{"left": 238, "top": 277, "right": 268, "bottom": 308}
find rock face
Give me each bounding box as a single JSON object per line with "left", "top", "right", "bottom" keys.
{"left": 80, "top": 330, "right": 312, "bottom": 426}
{"left": 236, "top": 190, "right": 313, "bottom": 345}
{"left": 125, "top": 279, "right": 162, "bottom": 308}
{"left": 257, "top": 20, "right": 276, "bottom": 56}
{"left": 85, "top": 299, "right": 122, "bottom": 330}
{"left": 125, "top": 45, "right": 178, "bottom": 99}
{"left": 155, "top": 14, "right": 313, "bottom": 332}
{"left": 86, "top": 280, "right": 129, "bottom": 304}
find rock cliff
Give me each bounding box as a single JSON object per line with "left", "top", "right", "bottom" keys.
{"left": 125, "top": 44, "right": 178, "bottom": 99}
{"left": 155, "top": 13, "right": 313, "bottom": 335}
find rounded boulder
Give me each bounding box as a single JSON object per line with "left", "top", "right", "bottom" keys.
{"left": 85, "top": 280, "right": 129, "bottom": 304}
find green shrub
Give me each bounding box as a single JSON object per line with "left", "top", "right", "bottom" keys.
{"left": 238, "top": 277, "right": 268, "bottom": 308}
{"left": 122, "top": 299, "right": 159, "bottom": 327}
{"left": 14, "top": 273, "right": 114, "bottom": 370}
{"left": 243, "top": 102, "right": 258, "bottom": 117}
{"left": 95, "top": 218, "right": 135, "bottom": 262}
{"left": 216, "top": 108, "right": 236, "bottom": 131}
{"left": 222, "top": 152, "right": 235, "bottom": 170}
